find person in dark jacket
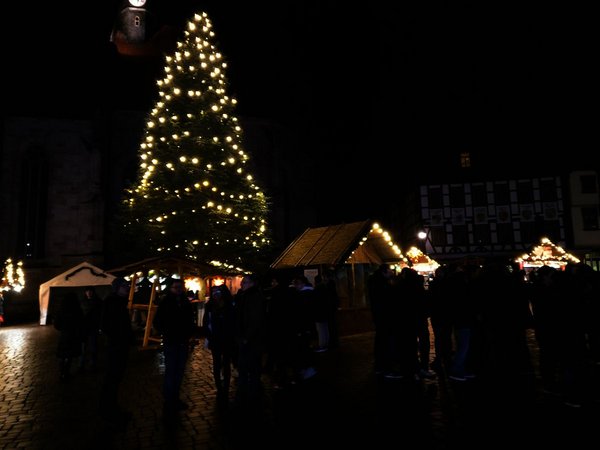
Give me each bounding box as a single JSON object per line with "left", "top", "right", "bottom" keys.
{"left": 234, "top": 274, "right": 267, "bottom": 406}
{"left": 264, "top": 275, "right": 296, "bottom": 388}
{"left": 79, "top": 286, "right": 102, "bottom": 371}
{"left": 153, "top": 277, "right": 196, "bottom": 413}
{"left": 99, "top": 277, "right": 133, "bottom": 424}
{"left": 367, "top": 264, "right": 395, "bottom": 376}
{"left": 291, "top": 275, "right": 318, "bottom": 380}
{"left": 313, "top": 272, "right": 339, "bottom": 352}
{"left": 54, "top": 292, "right": 84, "bottom": 381}
{"left": 203, "top": 284, "right": 236, "bottom": 400}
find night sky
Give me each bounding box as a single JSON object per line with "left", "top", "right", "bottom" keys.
{"left": 3, "top": 1, "right": 595, "bottom": 228}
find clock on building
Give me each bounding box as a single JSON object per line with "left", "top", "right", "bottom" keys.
{"left": 129, "top": 0, "right": 146, "bottom": 6}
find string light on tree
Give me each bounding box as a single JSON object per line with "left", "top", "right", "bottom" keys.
{"left": 120, "top": 12, "right": 270, "bottom": 269}
{"left": 1, "top": 258, "right": 25, "bottom": 293}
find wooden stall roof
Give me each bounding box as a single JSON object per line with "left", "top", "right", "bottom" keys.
{"left": 270, "top": 220, "right": 405, "bottom": 269}
{"left": 107, "top": 255, "right": 233, "bottom": 277}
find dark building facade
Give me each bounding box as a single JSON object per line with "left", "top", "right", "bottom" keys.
{"left": 0, "top": 111, "right": 310, "bottom": 322}
{"left": 415, "top": 169, "right": 600, "bottom": 268}
{"left": 568, "top": 170, "right": 600, "bottom": 270}
{"left": 0, "top": 118, "right": 105, "bottom": 265}
{"left": 419, "top": 175, "right": 565, "bottom": 261}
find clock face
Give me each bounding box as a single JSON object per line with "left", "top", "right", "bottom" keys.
{"left": 129, "top": 0, "right": 146, "bottom": 6}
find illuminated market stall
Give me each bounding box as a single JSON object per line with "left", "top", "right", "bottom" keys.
{"left": 271, "top": 220, "right": 407, "bottom": 309}
{"left": 515, "top": 237, "right": 580, "bottom": 272}
{"left": 107, "top": 256, "right": 243, "bottom": 348}
{"left": 405, "top": 246, "right": 440, "bottom": 277}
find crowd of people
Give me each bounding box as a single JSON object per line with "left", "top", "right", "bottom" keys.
{"left": 49, "top": 260, "right": 600, "bottom": 430}
{"left": 368, "top": 261, "right": 600, "bottom": 408}
{"left": 51, "top": 270, "right": 341, "bottom": 426}
{"left": 201, "top": 272, "right": 340, "bottom": 402}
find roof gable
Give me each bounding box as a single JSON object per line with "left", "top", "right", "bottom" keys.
{"left": 40, "top": 261, "right": 115, "bottom": 288}
{"left": 271, "top": 220, "right": 405, "bottom": 269}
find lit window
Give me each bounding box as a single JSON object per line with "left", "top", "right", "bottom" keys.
{"left": 460, "top": 152, "right": 471, "bottom": 168}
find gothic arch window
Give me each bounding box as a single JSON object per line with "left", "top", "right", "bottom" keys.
{"left": 18, "top": 145, "right": 48, "bottom": 259}
{"left": 134, "top": 16, "right": 141, "bottom": 26}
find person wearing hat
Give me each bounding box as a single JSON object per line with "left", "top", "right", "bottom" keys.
{"left": 99, "top": 277, "right": 133, "bottom": 425}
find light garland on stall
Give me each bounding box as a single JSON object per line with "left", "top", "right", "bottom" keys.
{"left": 515, "top": 237, "right": 580, "bottom": 269}
{"left": 345, "top": 223, "right": 407, "bottom": 270}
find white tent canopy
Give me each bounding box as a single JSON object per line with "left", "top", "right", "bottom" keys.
{"left": 38, "top": 261, "right": 115, "bottom": 325}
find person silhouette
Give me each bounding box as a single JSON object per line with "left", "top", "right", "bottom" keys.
{"left": 54, "top": 292, "right": 84, "bottom": 381}
{"left": 99, "top": 277, "right": 133, "bottom": 425}
{"left": 154, "top": 278, "right": 196, "bottom": 414}
{"left": 203, "top": 284, "right": 236, "bottom": 400}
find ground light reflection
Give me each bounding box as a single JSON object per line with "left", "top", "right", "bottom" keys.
{"left": 0, "top": 326, "right": 32, "bottom": 359}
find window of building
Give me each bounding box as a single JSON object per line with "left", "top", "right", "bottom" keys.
{"left": 429, "top": 209, "right": 444, "bottom": 226}
{"left": 540, "top": 179, "right": 557, "bottom": 201}
{"left": 494, "top": 183, "right": 510, "bottom": 205}
{"left": 471, "top": 184, "right": 487, "bottom": 206}
{"left": 452, "top": 225, "right": 468, "bottom": 245}
{"left": 449, "top": 185, "right": 465, "bottom": 207}
{"left": 517, "top": 180, "right": 534, "bottom": 203}
{"left": 497, "top": 223, "right": 514, "bottom": 244}
{"left": 429, "top": 187, "right": 443, "bottom": 209}
{"left": 430, "top": 226, "right": 447, "bottom": 246}
{"left": 473, "top": 224, "right": 490, "bottom": 244}
{"left": 520, "top": 221, "right": 536, "bottom": 244}
{"left": 581, "top": 207, "right": 599, "bottom": 230}
{"left": 17, "top": 146, "right": 48, "bottom": 259}
{"left": 135, "top": 16, "right": 141, "bottom": 26}
{"left": 580, "top": 175, "right": 598, "bottom": 194}
{"left": 460, "top": 152, "right": 471, "bottom": 168}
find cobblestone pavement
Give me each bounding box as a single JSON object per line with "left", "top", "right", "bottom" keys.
{"left": 1, "top": 324, "right": 598, "bottom": 449}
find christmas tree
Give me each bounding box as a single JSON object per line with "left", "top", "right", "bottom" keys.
{"left": 121, "top": 12, "right": 270, "bottom": 271}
